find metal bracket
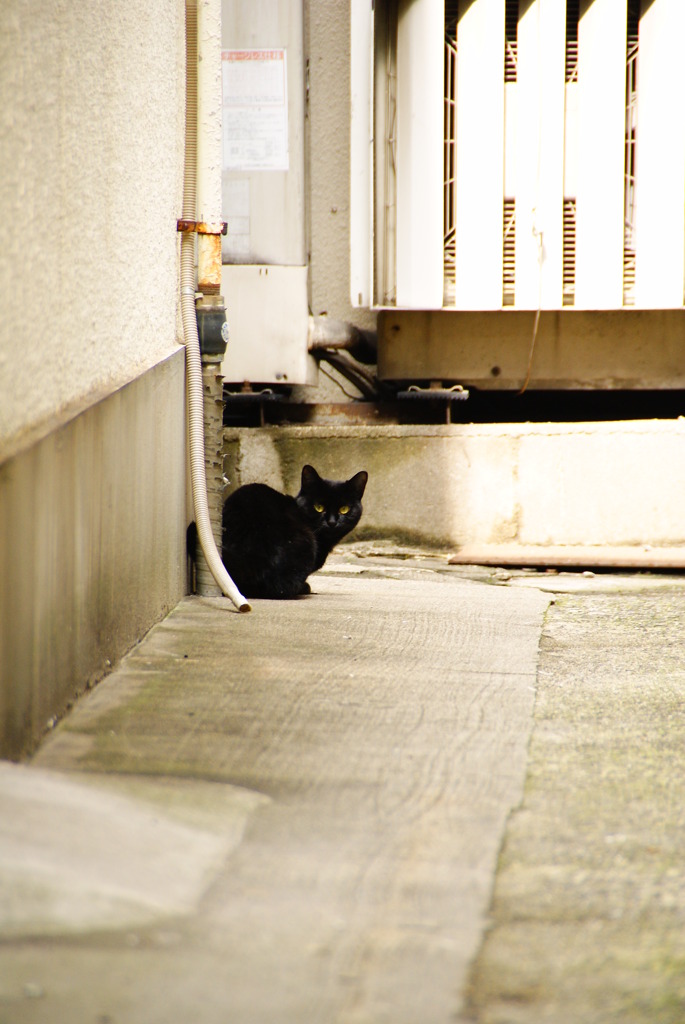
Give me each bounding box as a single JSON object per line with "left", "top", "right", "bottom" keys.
{"left": 397, "top": 383, "right": 470, "bottom": 424}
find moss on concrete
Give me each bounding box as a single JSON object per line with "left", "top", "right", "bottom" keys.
{"left": 464, "top": 590, "right": 685, "bottom": 1024}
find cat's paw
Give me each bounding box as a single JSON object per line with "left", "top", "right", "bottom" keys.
{"left": 300, "top": 581, "right": 312, "bottom": 596}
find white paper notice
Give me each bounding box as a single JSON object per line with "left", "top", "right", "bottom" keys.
{"left": 222, "top": 49, "right": 289, "bottom": 172}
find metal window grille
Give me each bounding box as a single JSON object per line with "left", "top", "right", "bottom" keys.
{"left": 502, "top": 199, "right": 516, "bottom": 306}
{"left": 505, "top": 0, "right": 518, "bottom": 83}
{"left": 444, "top": 33, "right": 457, "bottom": 304}
{"left": 563, "top": 198, "right": 577, "bottom": 306}
{"left": 566, "top": 0, "right": 579, "bottom": 83}
{"left": 623, "top": 1, "right": 639, "bottom": 306}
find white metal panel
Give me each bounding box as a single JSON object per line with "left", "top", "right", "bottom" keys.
{"left": 634, "top": 0, "right": 685, "bottom": 308}
{"left": 515, "top": 0, "right": 566, "bottom": 309}
{"left": 395, "top": 0, "right": 444, "bottom": 309}
{"left": 220, "top": 0, "right": 306, "bottom": 266}
{"left": 221, "top": 265, "right": 315, "bottom": 385}
{"left": 503, "top": 84, "right": 517, "bottom": 199}
{"left": 350, "top": 0, "right": 374, "bottom": 308}
{"left": 454, "top": 0, "right": 505, "bottom": 309}
{"left": 574, "top": 0, "right": 627, "bottom": 309}
{"left": 563, "top": 83, "right": 579, "bottom": 199}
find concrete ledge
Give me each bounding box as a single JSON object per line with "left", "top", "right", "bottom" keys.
{"left": 0, "top": 349, "right": 187, "bottom": 759}
{"left": 224, "top": 420, "right": 685, "bottom": 552}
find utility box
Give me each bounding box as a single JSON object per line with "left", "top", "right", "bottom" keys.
{"left": 220, "top": 0, "right": 316, "bottom": 386}
{"left": 221, "top": 264, "right": 314, "bottom": 386}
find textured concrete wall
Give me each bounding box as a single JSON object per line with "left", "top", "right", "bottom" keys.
{"left": 0, "top": 0, "right": 185, "bottom": 451}
{"left": 0, "top": 351, "right": 187, "bottom": 760}
{"left": 224, "top": 421, "right": 685, "bottom": 550}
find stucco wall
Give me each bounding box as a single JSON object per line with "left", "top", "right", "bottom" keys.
{"left": 0, "top": 0, "right": 186, "bottom": 452}
{"left": 0, "top": 2, "right": 189, "bottom": 757}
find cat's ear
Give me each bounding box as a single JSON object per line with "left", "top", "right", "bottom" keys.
{"left": 349, "top": 470, "right": 368, "bottom": 499}
{"left": 301, "top": 465, "right": 321, "bottom": 489}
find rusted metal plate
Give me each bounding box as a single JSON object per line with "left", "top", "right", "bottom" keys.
{"left": 176, "top": 219, "right": 227, "bottom": 235}
{"left": 197, "top": 234, "right": 223, "bottom": 293}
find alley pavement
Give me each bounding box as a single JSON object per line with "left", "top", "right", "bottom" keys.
{"left": 1, "top": 548, "right": 684, "bottom": 1023}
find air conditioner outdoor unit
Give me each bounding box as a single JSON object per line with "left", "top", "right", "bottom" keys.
{"left": 219, "top": 0, "right": 316, "bottom": 388}
{"left": 351, "top": 0, "right": 685, "bottom": 315}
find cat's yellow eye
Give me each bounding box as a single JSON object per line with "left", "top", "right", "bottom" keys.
{"left": 314, "top": 503, "right": 325, "bottom": 513}
{"left": 339, "top": 505, "right": 350, "bottom": 515}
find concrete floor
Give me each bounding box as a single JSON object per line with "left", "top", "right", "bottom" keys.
{"left": 1, "top": 548, "right": 684, "bottom": 1023}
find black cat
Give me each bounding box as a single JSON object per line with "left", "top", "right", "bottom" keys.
{"left": 221, "top": 465, "right": 368, "bottom": 599}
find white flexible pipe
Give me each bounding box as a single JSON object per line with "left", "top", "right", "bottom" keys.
{"left": 183, "top": 2, "right": 250, "bottom": 612}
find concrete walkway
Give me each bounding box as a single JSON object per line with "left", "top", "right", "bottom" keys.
{"left": 1, "top": 550, "right": 684, "bottom": 1023}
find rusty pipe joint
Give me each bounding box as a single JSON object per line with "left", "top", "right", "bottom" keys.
{"left": 176, "top": 219, "right": 226, "bottom": 296}
{"left": 176, "top": 219, "right": 226, "bottom": 294}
